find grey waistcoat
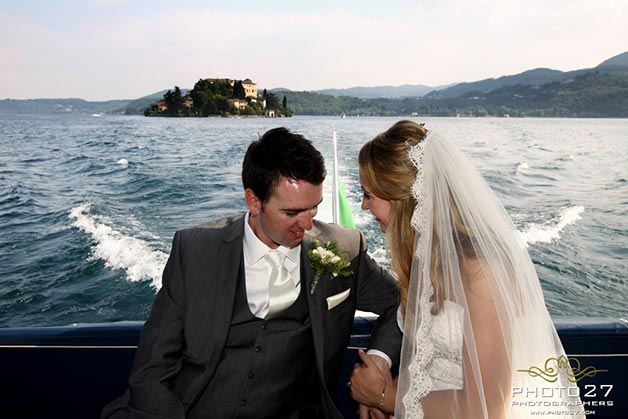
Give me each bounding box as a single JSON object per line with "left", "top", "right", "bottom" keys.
{"left": 188, "top": 263, "right": 317, "bottom": 419}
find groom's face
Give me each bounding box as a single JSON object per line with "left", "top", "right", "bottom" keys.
{"left": 246, "top": 176, "right": 323, "bottom": 249}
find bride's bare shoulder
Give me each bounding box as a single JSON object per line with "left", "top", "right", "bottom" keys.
{"left": 462, "top": 257, "right": 495, "bottom": 303}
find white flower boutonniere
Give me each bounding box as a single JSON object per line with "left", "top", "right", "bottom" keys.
{"left": 308, "top": 240, "right": 352, "bottom": 294}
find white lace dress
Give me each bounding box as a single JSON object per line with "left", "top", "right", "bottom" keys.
{"left": 399, "top": 300, "right": 464, "bottom": 417}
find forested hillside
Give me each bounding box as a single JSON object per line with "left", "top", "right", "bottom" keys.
{"left": 278, "top": 71, "right": 628, "bottom": 117}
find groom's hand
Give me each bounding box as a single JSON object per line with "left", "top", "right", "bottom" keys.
{"left": 359, "top": 353, "right": 393, "bottom": 418}
{"left": 365, "top": 354, "right": 392, "bottom": 384}
{"left": 351, "top": 349, "right": 393, "bottom": 418}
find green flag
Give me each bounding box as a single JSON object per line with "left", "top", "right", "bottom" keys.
{"left": 331, "top": 130, "right": 355, "bottom": 228}
{"left": 337, "top": 179, "right": 355, "bottom": 228}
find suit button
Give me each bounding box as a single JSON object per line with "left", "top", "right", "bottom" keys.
{"left": 255, "top": 346, "right": 262, "bottom": 353}
{"left": 261, "top": 323, "right": 267, "bottom": 330}
{"left": 248, "top": 372, "right": 255, "bottom": 379}
{"left": 240, "top": 399, "right": 246, "bottom": 407}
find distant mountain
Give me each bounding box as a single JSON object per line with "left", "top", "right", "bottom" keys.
{"left": 432, "top": 50, "right": 628, "bottom": 98}
{"left": 0, "top": 98, "right": 131, "bottom": 114}
{"left": 280, "top": 71, "right": 628, "bottom": 117}
{"left": 276, "top": 51, "right": 628, "bottom": 101}
{"left": 0, "top": 89, "right": 192, "bottom": 115}
{"left": 455, "top": 71, "right": 628, "bottom": 117}
{"left": 431, "top": 68, "right": 569, "bottom": 98}
{"left": 122, "top": 90, "right": 171, "bottom": 115}
{"left": 269, "top": 87, "right": 291, "bottom": 93}
{"left": 123, "top": 88, "right": 192, "bottom": 115}
{"left": 597, "top": 50, "right": 628, "bottom": 68}
{"left": 315, "top": 84, "right": 440, "bottom": 99}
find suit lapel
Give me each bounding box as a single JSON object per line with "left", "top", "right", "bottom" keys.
{"left": 302, "top": 228, "right": 326, "bottom": 373}
{"left": 186, "top": 216, "right": 244, "bottom": 408}
{"left": 216, "top": 215, "right": 243, "bottom": 322}
{"left": 203, "top": 217, "right": 243, "bottom": 363}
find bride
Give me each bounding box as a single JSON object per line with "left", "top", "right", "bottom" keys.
{"left": 349, "top": 120, "right": 584, "bottom": 418}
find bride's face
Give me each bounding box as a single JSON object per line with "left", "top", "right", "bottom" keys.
{"left": 359, "top": 174, "right": 391, "bottom": 233}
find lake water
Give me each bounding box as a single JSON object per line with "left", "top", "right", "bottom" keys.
{"left": 0, "top": 114, "right": 626, "bottom": 327}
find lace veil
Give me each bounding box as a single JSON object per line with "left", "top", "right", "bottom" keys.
{"left": 395, "top": 129, "right": 584, "bottom": 418}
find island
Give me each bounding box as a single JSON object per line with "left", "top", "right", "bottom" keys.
{"left": 144, "top": 78, "right": 292, "bottom": 117}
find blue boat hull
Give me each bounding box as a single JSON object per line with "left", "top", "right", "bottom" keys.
{"left": 1, "top": 317, "right": 626, "bottom": 418}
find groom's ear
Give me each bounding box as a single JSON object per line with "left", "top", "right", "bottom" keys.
{"left": 245, "top": 189, "right": 262, "bottom": 215}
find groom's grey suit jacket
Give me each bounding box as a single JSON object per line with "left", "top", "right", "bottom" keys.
{"left": 102, "top": 215, "right": 402, "bottom": 419}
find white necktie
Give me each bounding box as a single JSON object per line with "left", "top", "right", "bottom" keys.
{"left": 264, "top": 250, "right": 296, "bottom": 318}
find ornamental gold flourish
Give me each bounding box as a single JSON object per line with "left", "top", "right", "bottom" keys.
{"left": 518, "top": 355, "right": 607, "bottom": 383}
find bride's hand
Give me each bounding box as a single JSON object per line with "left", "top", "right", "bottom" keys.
{"left": 350, "top": 349, "right": 388, "bottom": 408}
{"left": 359, "top": 403, "right": 393, "bottom": 419}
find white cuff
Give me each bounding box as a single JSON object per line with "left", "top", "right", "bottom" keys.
{"left": 366, "top": 349, "right": 392, "bottom": 369}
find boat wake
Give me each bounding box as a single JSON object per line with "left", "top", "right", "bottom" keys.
{"left": 69, "top": 203, "right": 168, "bottom": 289}
{"left": 519, "top": 206, "right": 585, "bottom": 246}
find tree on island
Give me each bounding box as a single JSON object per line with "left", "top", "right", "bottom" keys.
{"left": 233, "top": 80, "right": 246, "bottom": 99}
{"left": 163, "top": 86, "right": 185, "bottom": 116}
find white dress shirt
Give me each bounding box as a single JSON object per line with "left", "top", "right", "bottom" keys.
{"left": 242, "top": 213, "right": 392, "bottom": 367}
{"left": 243, "top": 213, "right": 301, "bottom": 318}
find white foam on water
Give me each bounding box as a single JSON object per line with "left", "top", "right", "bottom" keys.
{"left": 117, "top": 158, "right": 129, "bottom": 166}
{"left": 557, "top": 154, "right": 575, "bottom": 162}
{"left": 516, "top": 162, "right": 530, "bottom": 172}
{"left": 69, "top": 203, "right": 168, "bottom": 289}
{"left": 519, "top": 206, "right": 584, "bottom": 246}
{"left": 351, "top": 207, "right": 376, "bottom": 228}
{"left": 368, "top": 247, "right": 389, "bottom": 267}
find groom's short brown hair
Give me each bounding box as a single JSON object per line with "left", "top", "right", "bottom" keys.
{"left": 242, "top": 127, "right": 326, "bottom": 204}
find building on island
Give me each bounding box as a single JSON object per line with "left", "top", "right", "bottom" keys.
{"left": 242, "top": 79, "right": 257, "bottom": 99}
{"left": 202, "top": 78, "right": 256, "bottom": 99}
{"left": 156, "top": 99, "right": 167, "bottom": 112}
{"left": 228, "top": 98, "right": 248, "bottom": 111}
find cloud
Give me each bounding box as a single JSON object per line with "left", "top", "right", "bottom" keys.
{"left": 0, "top": 11, "right": 77, "bottom": 98}
{"left": 1, "top": 1, "right": 627, "bottom": 100}
{"left": 86, "top": 0, "right": 131, "bottom": 5}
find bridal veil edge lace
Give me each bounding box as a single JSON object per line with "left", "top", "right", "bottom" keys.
{"left": 395, "top": 130, "right": 584, "bottom": 418}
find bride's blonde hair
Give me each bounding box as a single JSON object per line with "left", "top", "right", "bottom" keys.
{"left": 359, "top": 120, "right": 476, "bottom": 315}
{"left": 358, "top": 121, "right": 425, "bottom": 315}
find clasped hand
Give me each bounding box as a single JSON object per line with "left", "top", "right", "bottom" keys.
{"left": 349, "top": 349, "right": 392, "bottom": 419}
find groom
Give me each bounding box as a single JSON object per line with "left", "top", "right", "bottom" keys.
{"left": 102, "top": 127, "right": 402, "bottom": 419}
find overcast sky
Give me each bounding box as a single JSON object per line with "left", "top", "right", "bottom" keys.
{"left": 1, "top": 0, "right": 626, "bottom": 101}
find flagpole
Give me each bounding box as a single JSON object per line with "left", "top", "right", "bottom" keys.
{"left": 331, "top": 131, "right": 339, "bottom": 224}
